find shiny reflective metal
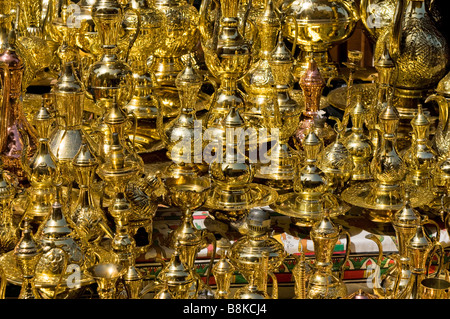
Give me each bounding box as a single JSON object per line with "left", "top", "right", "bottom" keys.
{"left": 151, "top": 0, "right": 200, "bottom": 113}
{"left": 0, "top": 159, "right": 18, "bottom": 253}
{"left": 199, "top": 0, "right": 253, "bottom": 149}
{"left": 234, "top": 251, "right": 277, "bottom": 299}
{"left": 85, "top": 262, "right": 126, "bottom": 299}
{"left": 343, "top": 93, "right": 374, "bottom": 181}
{"left": 34, "top": 189, "right": 86, "bottom": 299}
{"left": 272, "top": 127, "right": 349, "bottom": 226}
{"left": 341, "top": 95, "right": 434, "bottom": 222}
{"left": 241, "top": 0, "right": 281, "bottom": 129}
{"left": 374, "top": 0, "right": 449, "bottom": 117}
{"left": 0, "top": 24, "right": 39, "bottom": 182}
{"left": 212, "top": 237, "right": 234, "bottom": 299}
{"left": 255, "top": 33, "right": 301, "bottom": 191}
{"left": 367, "top": 199, "right": 442, "bottom": 298}
{"left": 229, "top": 209, "right": 285, "bottom": 299}
{"left": 425, "top": 70, "right": 450, "bottom": 158}
{"left": 402, "top": 104, "right": 437, "bottom": 189}
{"left": 164, "top": 175, "right": 215, "bottom": 298}
{"left": 120, "top": 0, "right": 165, "bottom": 152}
{"left": 306, "top": 210, "right": 350, "bottom": 299}
{"left": 109, "top": 192, "right": 143, "bottom": 299}
{"left": 21, "top": 103, "right": 60, "bottom": 224}
{"left": 294, "top": 59, "right": 335, "bottom": 153}
{"left": 13, "top": 219, "right": 43, "bottom": 299}
{"left": 71, "top": 141, "right": 113, "bottom": 244}
{"left": 86, "top": 0, "right": 135, "bottom": 107}
{"left": 49, "top": 46, "right": 98, "bottom": 183}
{"left": 318, "top": 117, "right": 352, "bottom": 193}
{"left": 157, "top": 58, "right": 204, "bottom": 177}
{"left": 205, "top": 106, "right": 278, "bottom": 221}
{"left": 281, "top": 0, "right": 359, "bottom": 79}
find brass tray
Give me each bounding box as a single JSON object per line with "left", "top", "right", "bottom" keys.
{"left": 326, "top": 83, "right": 377, "bottom": 111}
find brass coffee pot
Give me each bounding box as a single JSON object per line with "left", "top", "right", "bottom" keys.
{"left": 123, "top": 171, "right": 164, "bottom": 256}
{"left": 212, "top": 237, "right": 235, "bottom": 299}
{"left": 157, "top": 57, "right": 205, "bottom": 177}
{"left": 20, "top": 103, "right": 60, "bottom": 226}
{"left": 120, "top": 0, "right": 165, "bottom": 152}
{"left": 306, "top": 210, "right": 351, "bottom": 299}
{"left": 397, "top": 224, "right": 444, "bottom": 299}
{"left": 85, "top": 262, "right": 126, "bottom": 299}
{"left": 34, "top": 188, "right": 87, "bottom": 299}
{"left": 367, "top": 197, "right": 441, "bottom": 298}
{"left": 205, "top": 105, "right": 277, "bottom": 221}
{"left": 13, "top": 219, "right": 43, "bottom": 299}
{"left": 163, "top": 175, "right": 215, "bottom": 297}
{"left": 234, "top": 251, "right": 277, "bottom": 299}
{"left": 402, "top": 104, "right": 437, "bottom": 189}
{"left": 229, "top": 208, "right": 286, "bottom": 299}
{"left": 368, "top": 43, "right": 395, "bottom": 152}
{"left": 154, "top": 244, "right": 199, "bottom": 299}
{"left": 86, "top": 0, "right": 135, "bottom": 108}
{"left": 109, "top": 192, "right": 143, "bottom": 299}
{"left": 344, "top": 93, "right": 374, "bottom": 181}
{"left": 318, "top": 117, "right": 353, "bottom": 194}
{"left": 341, "top": 93, "right": 435, "bottom": 222}
{"left": 71, "top": 140, "right": 114, "bottom": 244}
{"left": 374, "top": 0, "right": 449, "bottom": 117}
{"left": 49, "top": 44, "right": 98, "bottom": 181}
{"left": 425, "top": 70, "right": 450, "bottom": 158}
{"left": 272, "top": 127, "right": 346, "bottom": 226}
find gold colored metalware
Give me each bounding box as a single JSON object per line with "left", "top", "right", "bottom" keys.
{"left": 280, "top": 0, "right": 359, "bottom": 79}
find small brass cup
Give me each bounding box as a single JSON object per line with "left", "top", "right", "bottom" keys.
{"left": 420, "top": 278, "right": 450, "bottom": 299}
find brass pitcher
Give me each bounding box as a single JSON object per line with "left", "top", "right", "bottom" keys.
{"left": 212, "top": 237, "right": 235, "bottom": 299}
{"left": 234, "top": 251, "right": 278, "bottom": 299}
{"left": 402, "top": 104, "right": 437, "bottom": 189}
{"left": 367, "top": 204, "right": 442, "bottom": 299}
{"left": 229, "top": 208, "right": 286, "bottom": 298}
{"left": 374, "top": 0, "right": 449, "bottom": 116}
{"left": 307, "top": 210, "right": 351, "bottom": 299}
{"left": 397, "top": 224, "right": 444, "bottom": 299}
{"left": 20, "top": 103, "right": 60, "bottom": 226}
{"left": 14, "top": 219, "right": 43, "bottom": 299}
{"left": 425, "top": 70, "right": 450, "bottom": 158}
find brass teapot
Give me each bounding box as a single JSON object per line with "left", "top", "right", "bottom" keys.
{"left": 306, "top": 210, "right": 351, "bottom": 299}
